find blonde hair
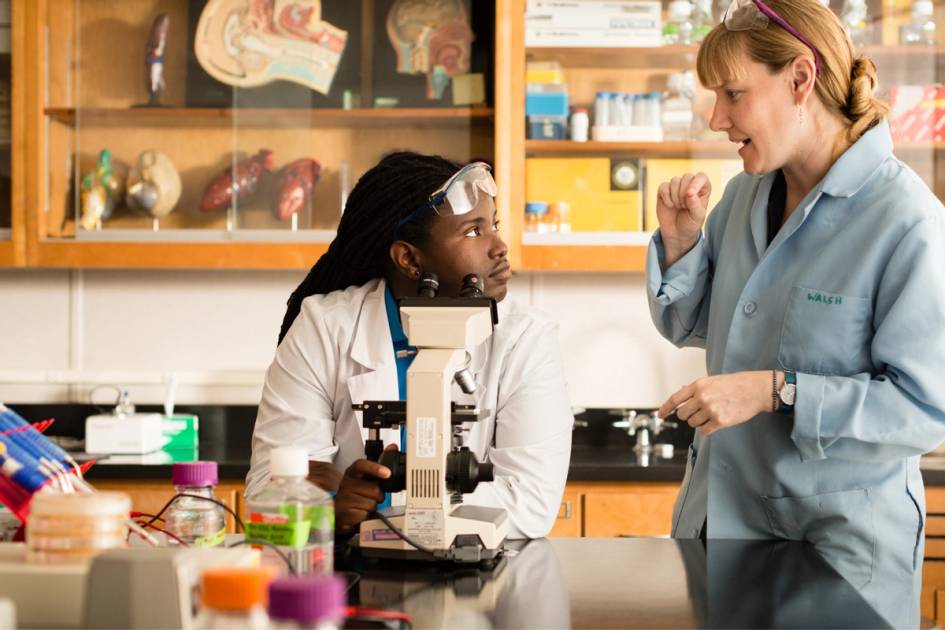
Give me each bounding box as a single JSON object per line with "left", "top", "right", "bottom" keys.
{"left": 696, "top": 0, "right": 888, "bottom": 148}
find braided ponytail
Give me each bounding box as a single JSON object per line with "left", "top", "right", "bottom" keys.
{"left": 844, "top": 56, "right": 889, "bottom": 145}
{"left": 277, "top": 152, "right": 461, "bottom": 345}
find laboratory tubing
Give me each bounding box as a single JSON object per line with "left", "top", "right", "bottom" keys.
{"left": 901, "top": 1, "right": 936, "bottom": 45}
{"left": 553, "top": 201, "right": 572, "bottom": 232}
{"left": 268, "top": 575, "right": 346, "bottom": 630}
{"left": 594, "top": 92, "right": 610, "bottom": 128}
{"left": 524, "top": 202, "right": 549, "bottom": 233}
{"left": 26, "top": 491, "right": 130, "bottom": 563}
{"left": 245, "top": 447, "right": 334, "bottom": 576}
{"left": 196, "top": 567, "right": 273, "bottom": 630}
{"left": 165, "top": 461, "right": 227, "bottom": 547}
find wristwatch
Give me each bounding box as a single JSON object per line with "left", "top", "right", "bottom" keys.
{"left": 777, "top": 371, "right": 797, "bottom": 414}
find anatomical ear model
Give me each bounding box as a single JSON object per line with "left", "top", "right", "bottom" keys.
{"left": 386, "top": 0, "right": 475, "bottom": 100}
{"left": 125, "top": 150, "right": 182, "bottom": 218}
{"left": 195, "top": 0, "right": 348, "bottom": 95}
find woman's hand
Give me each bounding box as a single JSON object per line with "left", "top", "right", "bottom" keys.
{"left": 658, "top": 371, "right": 773, "bottom": 436}
{"left": 656, "top": 172, "right": 711, "bottom": 267}
{"left": 334, "top": 444, "right": 397, "bottom": 535}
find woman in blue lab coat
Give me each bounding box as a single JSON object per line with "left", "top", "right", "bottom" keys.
{"left": 648, "top": 0, "right": 945, "bottom": 625}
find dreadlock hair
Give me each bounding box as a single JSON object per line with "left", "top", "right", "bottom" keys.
{"left": 278, "top": 151, "right": 462, "bottom": 345}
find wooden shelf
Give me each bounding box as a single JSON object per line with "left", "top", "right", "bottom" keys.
{"left": 526, "top": 139, "right": 739, "bottom": 158}
{"left": 30, "top": 241, "right": 330, "bottom": 269}
{"left": 526, "top": 46, "right": 699, "bottom": 69}
{"left": 521, "top": 244, "right": 647, "bottom": 272}
{"left": 44, "top": 106, "right": 495, "bottom": 128}
{"left": 525, "top": 45, "right": 945, "bottom": 70}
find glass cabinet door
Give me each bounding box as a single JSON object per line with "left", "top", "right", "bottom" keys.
{"left": 517, "top": 0, "right": 945, "bottom": 271}
{"left": 41, "top": 0, "right": 495, "bottom": 250}
{"left": 0, "top": 0, "right": 10, "bottom": 245}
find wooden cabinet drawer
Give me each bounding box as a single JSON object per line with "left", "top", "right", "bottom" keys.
{"left": 548, "top": 490, "right": 582, "bottom": 537}
{"left": 583, "top": 483, "right": 679, "bottom": 538}
{"left": 94, "top": 480, "right": 243, "bottom": 534}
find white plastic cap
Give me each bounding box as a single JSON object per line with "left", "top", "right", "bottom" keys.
{"left": 914, "top": 1, "right": 934, "bottom": 17}
{"left": 270, "top": 446, "right": 309, "bottom": 478}
{"left": 669, "top": 0, "right": 693, "bottom": 19}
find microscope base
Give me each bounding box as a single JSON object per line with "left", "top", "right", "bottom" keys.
{"left": 356, "top": 505, "right": 508, "bottom": 564}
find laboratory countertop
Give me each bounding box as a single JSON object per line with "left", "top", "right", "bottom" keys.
{"left": 342, "top": 537, "right": 893, "bottom": 629}
{"left": 12, "top": 403, "right": 945, "bottom": 486}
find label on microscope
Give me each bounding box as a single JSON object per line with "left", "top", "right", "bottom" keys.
{"left": 406, "top": 508, "right": 444, "bottom": 547}
{"left": 416, "top": 416, "right": 437, "bottom": 458}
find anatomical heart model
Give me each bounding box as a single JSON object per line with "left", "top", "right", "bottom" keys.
{"left": 273, "top": 158, "right": 321, "bottom": 222}
{"left": 200, "top": 149, "right": 274, "bottom": 213}
{"left": 195, "top": 0, "right": 348, "bottom": 95}
{"left": 386, "top": 0, "right": 474, "bottom": 99}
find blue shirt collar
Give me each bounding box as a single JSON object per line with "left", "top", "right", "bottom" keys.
{"left": 820, "top": 120, "right": 893, "bottom": 198}
{"left": 384, "top": 284, "right": 408, "bottom": 345}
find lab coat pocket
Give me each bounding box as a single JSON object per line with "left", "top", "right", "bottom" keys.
{"left": 761, "top": 487, "right": 875, "bottom": 589}
{"left": 777, "top": 286, "right": 872, "bottom": 376}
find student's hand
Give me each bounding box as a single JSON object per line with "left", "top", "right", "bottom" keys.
{"left": 658, "top": 371, "right": 773, "bottom": 436}
{"left": 656, "top": 172, "right": 711, "bottom": 267}
{"left": 308, "top": 461, "right": 342, "bottom": 493}
{"left": 335, "top": 444, "right": 397, "bottom": 535}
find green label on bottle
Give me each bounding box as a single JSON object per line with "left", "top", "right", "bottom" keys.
{"left": 245, "top": 504, "right": 334, "bottom": 548}
{"left": 193, "top": 527, "right": 226, "bottom": 547}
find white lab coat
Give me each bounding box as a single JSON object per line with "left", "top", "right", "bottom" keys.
{"left": 247, "top": 278, "right": 573, "bottom": 539}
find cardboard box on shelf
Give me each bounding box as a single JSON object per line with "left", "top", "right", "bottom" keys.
{"left": 526, "top": 157, "right": 644, "bottom": 232}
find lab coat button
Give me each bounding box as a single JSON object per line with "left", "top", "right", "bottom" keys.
{"left": 743, "top": 301, "right": 757, "bottom": 315}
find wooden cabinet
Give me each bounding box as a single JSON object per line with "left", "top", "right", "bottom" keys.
{"left": 506, "top": 0, "right": 945, "bottom": 272}
{"left": 922, "top": 486, "right": 945, "bottom": 624}
{"left": 549, "top": 481, "right": 680, "bottom": 538}
{"left": 92, "top": 479, "right": 244, "bottom": 535}
{"left": 20, "top": 0, "right": 503, "bottom": 269}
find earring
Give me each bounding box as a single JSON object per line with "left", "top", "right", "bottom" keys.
{"left": 798, "top": 106, "right": 805, "bottom": 126}
{"left": 414, "top": 269, "right": 421, "bottom": 278}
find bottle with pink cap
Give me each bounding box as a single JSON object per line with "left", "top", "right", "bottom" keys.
{"left": 164, "top": 461, "right": 227, "bottom": 547}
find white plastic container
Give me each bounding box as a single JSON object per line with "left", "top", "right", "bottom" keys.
{"left": 570, "top": 108, "right": 589, "bottom": 142}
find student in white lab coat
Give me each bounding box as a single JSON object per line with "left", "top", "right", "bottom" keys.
{"left": 247, "top": 152, "right": 573, "bottom": 540}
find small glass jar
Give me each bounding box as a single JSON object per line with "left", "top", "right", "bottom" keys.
{"left": 165, "top": 461, "right": 227, "bottom": 547}
{"left": 27, "top": 491, "right": 130, "bottom": 564}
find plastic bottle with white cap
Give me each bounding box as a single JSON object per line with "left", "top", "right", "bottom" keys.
{"left": 244, "top": 447, "right": 334, "bottom": 576}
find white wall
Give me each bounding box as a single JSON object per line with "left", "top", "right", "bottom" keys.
{"left": 0, "top": 269, "right": 706, "bottom": 408}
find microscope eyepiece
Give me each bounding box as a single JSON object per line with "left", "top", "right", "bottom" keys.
{"left": 459, "top": 274, "right": 484, "bottom": 298}
{"left": 417, "top": 272, "right": 439, "bottom": 298}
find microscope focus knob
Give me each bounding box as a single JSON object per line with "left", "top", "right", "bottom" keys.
{"left": 377, "top": 450, "right": 406, "bottom": 493}
{"left": 459, "top": 274, "right": 484, "bottom": 297}
{"left": 418, "top": 272, "right": 439, "bottom": 298}
{"left": 446, "top": 447, "right": 493, "bottom": 494}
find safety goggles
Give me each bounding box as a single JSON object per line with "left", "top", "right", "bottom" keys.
{"left": 396, "top": 162, "right": 497, "bottom": 234}
{"left": 722, "top": 0, "right": 822, "bottom": 76}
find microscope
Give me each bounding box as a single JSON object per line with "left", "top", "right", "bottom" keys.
{"left": 352, "top": 273, "right": 509, "bottom": 564}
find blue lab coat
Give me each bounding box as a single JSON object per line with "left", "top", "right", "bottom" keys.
{"left": 646, "top": 121, "right": 945, "bottom": 627}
